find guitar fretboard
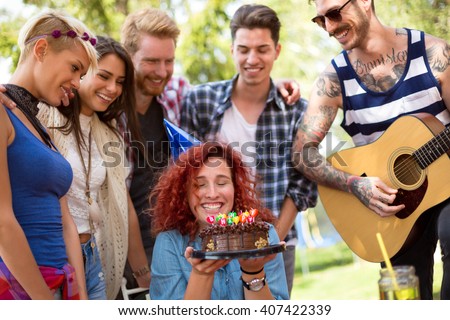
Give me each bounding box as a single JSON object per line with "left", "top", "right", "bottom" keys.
{"left": 414, "top": 126, "right": 450, "bottom": 169}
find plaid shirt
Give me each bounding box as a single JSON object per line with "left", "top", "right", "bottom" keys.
{"left": 157, "top": 76, "right": 191, "bottom": 126}
{"left": 180, "top": 75, "right": 318, "bottom": 241}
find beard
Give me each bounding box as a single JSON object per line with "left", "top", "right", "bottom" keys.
{"left": 331, "top": 4, "right": 371, "bottom": 51}
{"left": 135, "top": 73, "right": 169, "bottom": 97}
{"left": 348, "top": 5, "right": 371, "bottom": 49}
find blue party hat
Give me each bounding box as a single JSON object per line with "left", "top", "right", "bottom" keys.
{"left": 164, "top": 119, "right": 201, "bottom": 160}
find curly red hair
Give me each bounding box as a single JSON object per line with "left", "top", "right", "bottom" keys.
{"left": 150, "top": 142, "right": 275, "bottom": 239}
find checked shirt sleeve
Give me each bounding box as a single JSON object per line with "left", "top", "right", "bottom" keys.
{"left": 180, "top": 87, "right": 203, "bottom": 140}
{"left": 286, "top": 99, "right": 318, "bottom": 212}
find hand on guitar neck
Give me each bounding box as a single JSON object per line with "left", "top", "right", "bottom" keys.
{"left": 346, "top": 175, "right": 405, "bottom": 217}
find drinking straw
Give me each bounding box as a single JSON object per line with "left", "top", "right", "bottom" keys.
{"left": 376, "top": 233, "right": 401, "bottom": 299}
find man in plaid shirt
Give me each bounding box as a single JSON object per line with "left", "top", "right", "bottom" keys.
{"left": 180, "top": 4, "right": 317, "bottom": 297}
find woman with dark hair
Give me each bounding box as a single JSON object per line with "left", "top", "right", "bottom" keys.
{"left": 149, "top": 142, "right": 288, "bottom": 299}
{"left": 37, "top": 36, "right": 149, "bottom": 299}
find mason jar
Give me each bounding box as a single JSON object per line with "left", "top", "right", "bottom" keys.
{"left": 378, "top": 265, "right": 420, "bottom": 300}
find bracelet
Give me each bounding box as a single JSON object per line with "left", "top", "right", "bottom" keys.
{"left": 240, "top": 266, "right": 264, "bottom": 275}
{"left": 132, "top": 265, "right": 150, "bottom": 279}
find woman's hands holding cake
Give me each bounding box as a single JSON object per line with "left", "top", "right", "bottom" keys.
{"left": 185, "top": 246, "right": 231, "bottom": 276}
{"left": 238, "top": 241, "right": 285, "bottom": 273}
{"left": 183, "top": 246, "right": 231, "bottom": 299}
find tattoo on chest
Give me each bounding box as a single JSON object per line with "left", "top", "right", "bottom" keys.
{"left": 353, "top": 48, "right": 408, "bottom": 92}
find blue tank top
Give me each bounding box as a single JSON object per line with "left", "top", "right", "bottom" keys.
{"left": 2, "top": 107, "right": 73, "bottom": 268}
{"left": 332, "top": 28, "right": 449, "bottom": 146}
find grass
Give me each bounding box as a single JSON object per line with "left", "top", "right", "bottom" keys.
{"left": 290, "top": 242, "right": 443, "bottom": 300}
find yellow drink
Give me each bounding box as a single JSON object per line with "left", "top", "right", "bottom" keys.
{"left": 378, "top": 265, "right": 420, "bottom": 300}
{"left": 379, "top": 287, "right": 419, "bottom": 300}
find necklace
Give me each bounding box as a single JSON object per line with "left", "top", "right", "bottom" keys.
{"left": 76, "top": 121, "right": 101, "bottom": 225}
{"left": 4, "top": 84, "right": 53, "bottom": 148}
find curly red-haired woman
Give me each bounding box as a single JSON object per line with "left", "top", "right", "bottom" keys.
{"left": 149, "top": 142, "right": 288, "bottom": 300}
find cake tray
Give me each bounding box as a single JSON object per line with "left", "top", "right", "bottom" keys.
{"left": 191, "top": 243, "right": 286, "bottom": 260}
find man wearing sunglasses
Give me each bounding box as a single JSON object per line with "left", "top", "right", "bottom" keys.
{"left": 293, "top": 0, "right": 449, "bottom": 300}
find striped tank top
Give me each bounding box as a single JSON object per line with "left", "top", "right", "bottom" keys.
{"left": 332, "top": 28, "right": 449, "bottom": 147}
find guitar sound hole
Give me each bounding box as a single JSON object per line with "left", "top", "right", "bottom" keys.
{"left": 393, "top": 154, "right": 422, "bottom": 186}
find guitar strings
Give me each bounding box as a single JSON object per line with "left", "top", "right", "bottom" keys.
{"left": 388, "top": 127, "right": 450, "bottom": 184}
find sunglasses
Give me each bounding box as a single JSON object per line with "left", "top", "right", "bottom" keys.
{"left": 311, "top": 0, "right": 353, "bottom": 29}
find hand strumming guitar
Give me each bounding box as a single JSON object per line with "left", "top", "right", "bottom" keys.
{"left": 346, "top": 175, "right": 405, "bottom": 217}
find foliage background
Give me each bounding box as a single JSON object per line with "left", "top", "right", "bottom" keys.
{"left": 1, "top": 0, "right": 448, "bottom": 231}
{"left": 0, "top": 0, "right": 448, "bottom": 95}
{"left": 0, "top": 0, "right": 448, "bottom": 299}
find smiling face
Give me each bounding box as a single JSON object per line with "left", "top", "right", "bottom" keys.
{"left": 35, "top": 42, "right": 90, "bottom": 106}
{"left": 131, "top": 34, "right": 175, "bottom": 98}
{"left": 231, "top": 27, "right": 280, "bottom": 87}
{"left": 315, "top": 0, "right": 370, "bottom": 50}
{"left": 187, "top": 157, "right": 235, "bottom": 228}
{"left": 77, "top": 53, "right": 125, "bottom": 116}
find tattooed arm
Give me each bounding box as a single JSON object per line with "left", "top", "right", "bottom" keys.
{"left": 292, "top": 66, "right": 349, "bottom": 190}
{"left": 292, "top": 66, "right": 404, "bottom": 217}
{"left": 426, "top": 35, "right": 450, "bottom": 112}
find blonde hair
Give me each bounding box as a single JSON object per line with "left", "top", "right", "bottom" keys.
{"left": 18, "top": 9, "right": 98, "bottom": 72}
{"left": 120, "top": 8, "right": 180, "bottom": 55}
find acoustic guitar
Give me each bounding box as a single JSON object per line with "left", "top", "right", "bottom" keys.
{"left": 318, "top": 113, "right": 450, "bottom": 262}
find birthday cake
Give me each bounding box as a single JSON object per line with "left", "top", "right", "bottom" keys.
{"left": 198, "top": 209, "right": 270, "bottom": 252}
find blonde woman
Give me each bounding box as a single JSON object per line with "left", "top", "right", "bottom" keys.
{"left": 0, "top": 10, "right": 97, "bottom": 299}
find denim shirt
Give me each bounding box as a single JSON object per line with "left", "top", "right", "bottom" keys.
{"left": 150, "top": 224, "right": 289, "bottom": 300}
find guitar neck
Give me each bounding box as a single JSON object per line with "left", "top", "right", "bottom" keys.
{"left": 414, "top": 126, "right": 450, "bottom": 169}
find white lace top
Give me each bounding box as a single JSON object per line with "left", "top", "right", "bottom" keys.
{"left": 38, "top": 104, "right": 129, "bottom": 299}
{"left": 65, "top": 114, "right": 106, "bottom": 234}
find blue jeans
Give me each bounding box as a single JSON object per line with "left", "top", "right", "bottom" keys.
{"left": 81, "top": 237, "right": 107, "bottom": 300}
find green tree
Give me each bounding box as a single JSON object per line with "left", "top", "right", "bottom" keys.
{"left": 1, "top": 0, "right": 449, "bottom": 85}
{"left": 0, "top": 0, "right": 169, "bottom": 73}
{"left": 22, "top": 0, "right": 166, "bottom": 37}
{"left": 376, "top": 0, "right": 449, "bottom": 41}
{"left": 177, "top": 0, "right": 235, "bottom": 84}
{"left": 0, "top": 8, "right": 26, "bottom": 72}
